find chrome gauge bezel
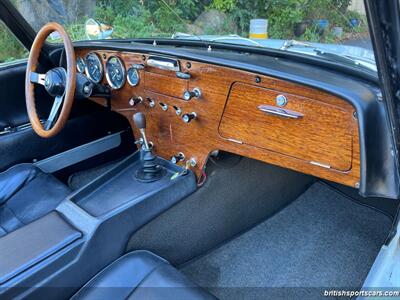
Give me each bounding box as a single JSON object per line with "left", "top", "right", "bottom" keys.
{"left": 84, "top": 52, "right": 103, "bottom": 83}
{"left": 76, "top": 57, "right": 86, "bottom": 73}
{"left": 127, "top": 66, "right": 140, "bottom": 86}
{"left": 105, "top": 56, "right": 126, "bottom": 89}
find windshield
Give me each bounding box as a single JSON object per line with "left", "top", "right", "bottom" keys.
{"left": 12, "top": 0, "right": 375, "bottom": 69}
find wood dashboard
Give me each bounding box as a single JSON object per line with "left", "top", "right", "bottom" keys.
{"left": 75, "top": 49, "right": 360, "bottom": 188}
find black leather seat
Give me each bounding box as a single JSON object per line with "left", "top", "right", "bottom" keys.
{"left": 0, "top": 164, "right": 70, "bottom": 237}
{"left": 71, "top": 251, "right": 216, "bottom": 300}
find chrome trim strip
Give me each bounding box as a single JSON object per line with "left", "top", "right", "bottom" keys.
{"left": 310, "top": 161, "right": 331, "bottom": 169}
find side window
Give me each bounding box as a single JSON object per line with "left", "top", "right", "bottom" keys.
{"left": 0, "top": 21, "right": 28, "bottom": 65}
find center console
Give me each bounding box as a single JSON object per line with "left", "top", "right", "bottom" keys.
{"left": 0, "top": 113, "right": 197, "bottom": 300}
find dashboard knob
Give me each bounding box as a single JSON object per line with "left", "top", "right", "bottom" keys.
{"left": 129, "top": 96, "right": 143, "bottom": 106}
{"left": 183, "top": 88, "right": 201, "bottom": 101}
{"left": 171, "top": 152, "right": 185, "bottom": 164}
{"left": 182, "top": 112, "right": 197, "bottom": 123}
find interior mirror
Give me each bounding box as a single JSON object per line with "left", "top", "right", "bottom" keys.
{"left": 85, "top": 18, "right": 113, "bottom": 40}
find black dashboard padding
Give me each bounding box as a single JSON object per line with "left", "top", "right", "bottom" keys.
{"left": 0, "top": 211, "right": 82, "bottom": 284}
{"left": 71, "top": 250, "right": 215, "bottom": 300}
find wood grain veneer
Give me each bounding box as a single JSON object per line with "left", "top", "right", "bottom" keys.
{"left": 144, "top": 71, "right": 188, "bottom": 99}
{"left": 75, "top": 48, "right": 361, "bottom": 187}
{"left": 219, "top": 82, "right": 353, "bottom": 171}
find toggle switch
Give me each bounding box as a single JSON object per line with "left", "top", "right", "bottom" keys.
{"left": 173, "top": 105, "right": 182, "bottom": 115}
{"left": 182, "top": 112, "right": 197, "bottom": 123}
{"left": 171, "top": 152, "right": 185, "bottom": 164}
{"left": 146, "top": 97, "right": 155, "bottom": 108}
{"left": 159, "top": 102, "right": 168, "bottom": 111}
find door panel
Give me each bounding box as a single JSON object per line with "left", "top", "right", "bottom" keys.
{"left": 0, "top": 61, "right": 53, "bottom": 129}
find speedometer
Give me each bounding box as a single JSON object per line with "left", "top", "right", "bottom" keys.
{"left": 127, "top": 66, "right": 140, "bottom": 86}
{"left": 105, "top": 56, "right": 126, "bottom": 89}
{"left": 85, "top": 52, "right": 103, "bottom": 83}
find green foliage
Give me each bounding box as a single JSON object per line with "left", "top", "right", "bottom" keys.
{"left": 300, "top": 26, "right": 320, "bottom": 42}
{"left": 0, "top": 22, "right": 28, "bottom": 63}
{"left": 91, "top": 0, "right": 205, "bottom": 38}
{"left": 64, "top": 23, "right": 86, "bottom": 41}
{"left": 211, "top": 0, "right": 236, "bottom": 12}
{"left": 0, "top": 0, "right": 371, "bottom": 60}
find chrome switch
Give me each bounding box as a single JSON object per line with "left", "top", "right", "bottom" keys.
{"left": 182, "top": 112, "right": 197, "bottom": 123}
{"left": 146, "top": 97, "right": 155, "bottom": 108}
{"left": 171, "top": 152, "right": 185, "bottom": 164}
{"left": 183, "top": 88, "right": 201, "bottom": 101}
{"left": 159, "top": 102, "right": 168, "bottom": 111}
{"left": 128, "top": 96, "right": 143, "bottom": 106}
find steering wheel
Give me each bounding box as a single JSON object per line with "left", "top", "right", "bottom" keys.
{"left": 25, "top": 22, "right": 76, "bottom": 138}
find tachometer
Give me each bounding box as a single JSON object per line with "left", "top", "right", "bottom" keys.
{"left": 85, "top": 52, "right": 103, "bottom": 83}
{"left": 106, "top": 56, "right": 126, "bottom": 89}
{"left": 127, "top": 66, "right": 140, "bottom": 86}
{"left": 76, "top": 57, "right": 86, "bottom": 73}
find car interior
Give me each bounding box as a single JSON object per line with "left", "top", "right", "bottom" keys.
{"left": 0, "top": 2, "right": 400, "bottom": 300}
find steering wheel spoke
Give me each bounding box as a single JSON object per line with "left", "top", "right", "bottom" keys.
{"left": 30, "top": 72, "right": 46, "bottom": 86}
{"left": 44, "top": 95, "right": 64, "bottom": 130}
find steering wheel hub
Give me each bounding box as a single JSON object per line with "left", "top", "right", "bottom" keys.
{"left": 44, "top": 67, "right": 66, "bottom": 97}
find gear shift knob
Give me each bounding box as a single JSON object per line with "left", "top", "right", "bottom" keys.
{"left": 133, "top": 112, "right": 146, "bottom": 129}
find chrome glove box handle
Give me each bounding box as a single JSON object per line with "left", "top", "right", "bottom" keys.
{"left": 258, "top": 105, "right": 304, "bottom": 119}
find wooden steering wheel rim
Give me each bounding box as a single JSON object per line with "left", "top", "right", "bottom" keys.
{"left": 25, "top": 22, "right": 76, "bottom": 138}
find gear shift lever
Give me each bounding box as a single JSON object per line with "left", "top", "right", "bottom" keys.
{"left": 133, "top": 112, "right": 165, "bottom": 182}
{"left": 133, "top": 112, "right": 150, "bottom": 150}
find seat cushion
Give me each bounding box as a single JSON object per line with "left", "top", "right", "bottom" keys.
{"left": 0, "top": 163, "right": 70, "bottom": 237}
{"left": 71, "top": 250, "right": 216, "bottom": 300}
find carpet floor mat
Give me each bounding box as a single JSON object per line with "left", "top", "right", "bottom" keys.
{"left": 180, "top": 182, "right": 392, "bottom": 299}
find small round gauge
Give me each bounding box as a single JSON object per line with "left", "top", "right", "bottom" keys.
{"left": 85, "top": 52, "right": 103, "bottom": 83}
{"left": 76, "top": 57, "right": 86, "bottom": 73}
{"left": 127, "top": 66, "right": 140, "bottom": 86}
{"left": 105, "top": 56, "right": 126, "bottom": 89}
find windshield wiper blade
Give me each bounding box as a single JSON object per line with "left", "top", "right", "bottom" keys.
{"left": 171, "top": 32, "right": 202, "bottom": 40}
{"left": 280, "top": 40, "right": 312, "bottom": 50}
{"left": 313, "top": 49, "right": 372, "bottom": 70}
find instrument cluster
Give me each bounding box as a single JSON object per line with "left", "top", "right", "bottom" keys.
{"left": 76, "top": 52, "right": 141, "bottom": 90}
